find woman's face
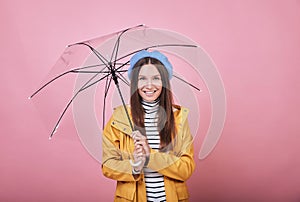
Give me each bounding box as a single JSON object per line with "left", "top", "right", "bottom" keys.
{"left": 137, "top": 64, "right": 162, "bottom": 102}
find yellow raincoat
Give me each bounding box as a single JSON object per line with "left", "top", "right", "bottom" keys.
{"left": 102, "top": 105, "right": 195, "bottom": 201}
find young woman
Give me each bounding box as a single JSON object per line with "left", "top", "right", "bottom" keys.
{"left": 102, "top": 50, "right": 195, "bottom": 202}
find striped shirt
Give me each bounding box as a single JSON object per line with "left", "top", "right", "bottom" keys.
{"left": 141, "top": 100, "right": 166, "bottom": 202}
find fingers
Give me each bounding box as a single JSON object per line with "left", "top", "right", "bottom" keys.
{"left": 134, "top": 141, "right": 147, "bottom": 151}
{"left": 133, "top": 144, "right": 144, "bottom": 159}
{"left": 133, "top": 144, "right": 146, "bottom": 171}
{"left": 132, "top": 130, "right": 145, "bottom": 140}
{"left": 134, "top": 138, "right": 150, "bottom": 155}
{"left": 132, "top": 130, "right": 151, "bottom": 157}
{"left": 132, "top": 131, "right": 147, "bottom": 144}
{"left": 135, "top": 141, "right": 151, "bottom": 157}
{"left": 131, "top": 130, "right": 139, "bottom": 138}
{"left": 134, "top": 144, "right": 143, "bottom": 156}
{"left": 132, "top": 131, "right": 147, "bottom": 147}
{"left": 131, "top": 131, "right": 149, "bottom": 171}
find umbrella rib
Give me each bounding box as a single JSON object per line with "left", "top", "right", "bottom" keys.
{"left": 48, "top": 64, "right": 130, "bottom": 138}
{"left": 113, "top": 60, "right": 130, "bottom": 72}
{"left": 77, "top": 68, "right": 134, "bottom": 131}
{"left": 69, "top": 42, "right": 110, "bottom": 70}
{"left": 102, "top": 75, "right": 113, "bottom": 129}
{"left": 110, "top": 33, "right": 121, "bottom": 65}
{"left": 114, "top": 61, "right": 130, "bottom": 86}
{"left": 173, "top": 75, "right": 201, "bottom": 92}
{"left": 29, "top": 64, "right": 106, "bottom": 99}
{"left": 110, "top": 24, "right": 145, "bottom": 65}
{"left": 80, "top": 72, "right": 112, "bottom": 92}
{"left": 72, "top": 70, "right": 111, "bottom": 74}
{"left": 104, "top": 75, "right": 113, "bottom": 98}
{"left": 49, "top": 70, "right": 111, "bottom": 138}
{"left": 113, "top": 38, "right": 121, "bottom": 70}
{"left": 115, "top": 72, "right": 130, "bottom": 87}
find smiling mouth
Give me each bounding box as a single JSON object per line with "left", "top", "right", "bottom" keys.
{"left": 144, "top": 90, "right": 157, "bottom": 95}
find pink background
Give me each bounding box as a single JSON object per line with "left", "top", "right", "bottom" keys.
{"left": 1, "top": 0, "right": 300, "bottom": 201}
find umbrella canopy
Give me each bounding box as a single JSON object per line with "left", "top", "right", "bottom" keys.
{"left": 30, "top": 25, "right": 226, "bottom": 162}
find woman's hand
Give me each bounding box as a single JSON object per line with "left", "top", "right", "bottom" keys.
{"left": 132, "top": 143, "right": 145, "bottom": 172}
{"left": 132, "top": 130, "right": 150, "bottom": 157}
{"left": 131, "top": 130, "right": 150, "bottom": 172}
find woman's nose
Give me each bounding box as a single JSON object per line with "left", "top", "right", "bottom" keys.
{"left": 145, "top": 79, "right": 153, "bottom": 87}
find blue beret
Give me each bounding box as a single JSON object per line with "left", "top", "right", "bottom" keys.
{"left": 128, "top": 50, "right": 173, "bottom": 80}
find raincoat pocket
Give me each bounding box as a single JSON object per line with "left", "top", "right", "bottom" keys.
{"left": 175, "top": 181, "right": 189, "bottom": 201}
{"left": 115, "top": 181, "right": 135, "bottom": 201}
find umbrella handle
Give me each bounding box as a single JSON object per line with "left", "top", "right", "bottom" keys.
{"left": 129, "top": 159, "right": 142, "bottom": 167}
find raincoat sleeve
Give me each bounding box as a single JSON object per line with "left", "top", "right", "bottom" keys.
{"left": 147, "top": 109, "right": 195, "bottom": 182}
{"left": 101, "top": 115, "right": 140, "bottom": 182}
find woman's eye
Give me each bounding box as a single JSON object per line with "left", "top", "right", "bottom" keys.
{"left": 153, "top": 77, "right": 161, "bottom": 80}
{"left": 139, "top": 77, "right": 146, "bottom": 80}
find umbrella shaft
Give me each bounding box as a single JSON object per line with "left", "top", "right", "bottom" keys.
{"left": 112, "top": 69, "right": 134, "bottom": 130}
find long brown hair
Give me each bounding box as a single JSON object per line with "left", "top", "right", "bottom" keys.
{"left": 130, "top": 57, "right": 176, "bottom": 151}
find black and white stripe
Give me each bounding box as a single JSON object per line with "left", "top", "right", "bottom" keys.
{"left": 141, "top": 100, "right": 166, "bottom": 202}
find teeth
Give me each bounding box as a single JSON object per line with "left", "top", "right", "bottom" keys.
{"left": 145, "top": 91, "right": 156, "bottom": 94}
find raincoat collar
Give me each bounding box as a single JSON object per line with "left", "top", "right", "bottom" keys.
{"left": 111, "top": 104, "right": 189, "bottom": 136}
